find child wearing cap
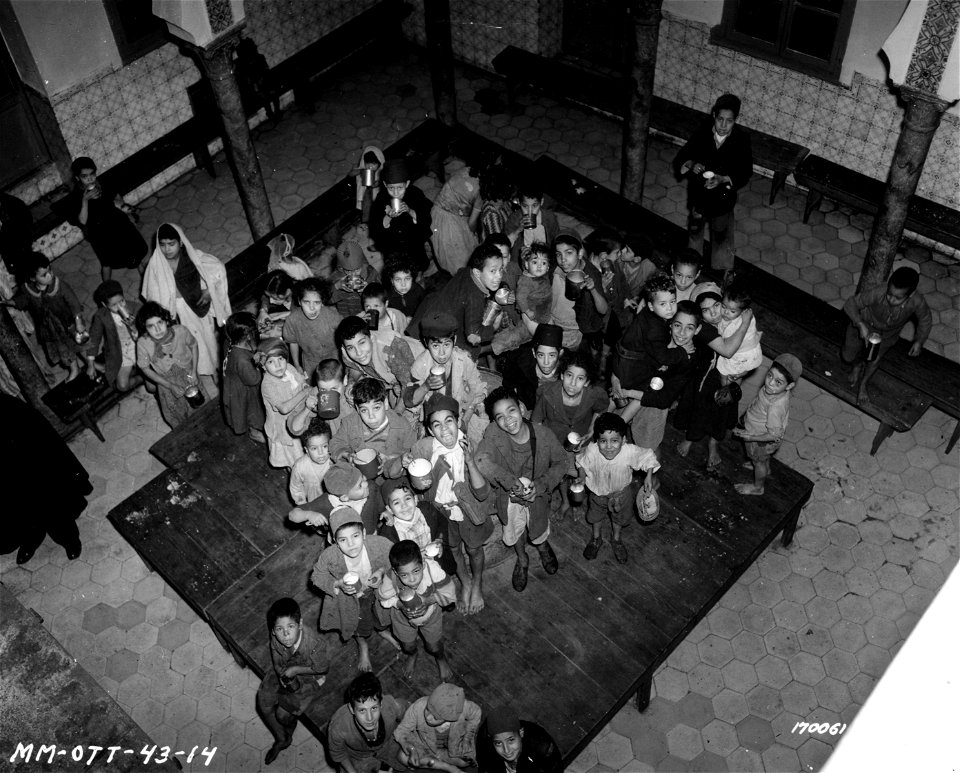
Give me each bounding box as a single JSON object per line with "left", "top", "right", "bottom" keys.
{"left": 329, "top": 240, "right": 380, "bottom": 318}
{"left": 330, "top": 377, "right": 418, "bottom": 479}
{"left": 368, "top": 158, "right": 433, "bottom": 275}
{"left": 289, "top": 459, "right": 383, "bottom": 535}
{"left": 257, "top": 338, "right": 314, "bottom": 469}
{"left": 499, "top": 323, "right": 565, "bottom": 413}
{"left": 477, "top": 386, "right": 566, "bottom": 593}
{"left": 406, "top": 310, "right": 489, "bottom": 444}
{"left": 408, "top": 393, "right": 493, "bottom": 615}
{"left": 377, "top": 539, "right": 456, "bottom": 679}
{"left": 476, "top": 707, "right": 562, "bottom": 773}
{"left": 256, "top": 597, "right": 329, "bottom": 765}
{"left": 310, "top": 506, "right": 399, "bottom": 672}
{"left": 395, "top": 683, "right": 482, "bottom": 771}
{"left": 733, "top": 353, "right": 801, "bottom": 495}
{"left": 282, "top": 277, "right": 343, "bottom": 377}
{"left": 326, "top": 673, "right": 409, "bottom": 773}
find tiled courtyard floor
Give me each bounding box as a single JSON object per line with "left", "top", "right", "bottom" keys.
{"left": 1, "top": 49, "right": 957, "bottom": 773}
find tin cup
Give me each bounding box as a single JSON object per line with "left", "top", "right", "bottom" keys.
{"left": 518, "top": 476, "right": 533, "bottom": 497}
{"left": 569, "top": 481, "right": 586, "bottom": 504}
{"left": 354, "top": 448, "right": 379, "bottom": 479}
{"left": 614, "top": 396, "right": 630, "bottom": 409}
{"left": 565, "top": 270, "right": 586, "bottom": 301}
{"left": 865, "top": 333, "right": 883, "bottom": 362}
{"left": 185, "top": 385, "right": 205, "bottom": 407}
{"left": 408, "top": 458, "right": 434, "bottom": 491}
{"left": 649, "top": 377, "right": 664, "bottom": 391}
{"left": 522, "top": 212, "right": 538, "bottom": 229}
{"left": 702, "top": 171, "right": 715, "bottom": 180}
{"left": 316, "top": 388, "right": 341, "bottom": 419}
{"left": 481, "top": 298, "right": 501, "bottom": 327}
{"left": 365, "top": 309, "right": 379, "bottom": 330}
{"left": 342, "top": 571, "right": 361, "bottom": 593}
{"left": 495, "top": 286, "right": 512, "bottom": 305}
{"left": 564, "top": 431, "right": 583, "bottom": 452}
{"left": 390, "top": 196, "right": 404, "bottom": 215}
{"left": 361, "top": 167, "right": 379, "bottom": 187}
{"left": 424, "top": 541, "right": 441, "bottom": 559}
{"left": 74, "top": 329, "right": 90, "bottom": 345}
{"left": 429, "top": 364, "right": 446, "bottom": 387}
{"left": 399, "top": 586, "right": 423, "bottom": 614}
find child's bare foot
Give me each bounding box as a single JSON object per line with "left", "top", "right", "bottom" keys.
{"left": 357, "top": 638, "right": 373, "bottom": 672}
{"left": 436, "top": 654, "right": 453, "bottom": 681}
{"left": 467, "top": 584, "right": 485, "bottom": 614}
{"left": 857, "top": 389, "right": 871, "bottom": 407}
{"left": 706, "top": 451, "right": 722, "bottom": 471}
{"left": 377, "top": 629, "right": 401, "bottom": 650}
{"left": 401, "top": 649, "right": 419, "bottom": 679}
{"left": 848, "top": 364, "right": 862, "bottom": 388}
{"left": 66, "top": 362, "right": 80, "bottom": 381}
{"left": 740, "top": 461, "right": 754, "bottom": 470}
{"left": 676, "top": 440, "right": 692, "bottom": 457}
{"left": 554, "top": 502, "right": 570, "bottom": 522}
{"left": 456, "top": 580, "right": 472, "bottom": 614}
{"left": 735, "top": 483, "right": 764, "bottom": 495}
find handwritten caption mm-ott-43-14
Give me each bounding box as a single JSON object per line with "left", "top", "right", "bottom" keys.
{"left": 9, "top": 744, "right": 217, "bottom": 766}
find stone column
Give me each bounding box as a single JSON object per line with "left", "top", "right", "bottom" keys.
{"left": 190, "top": 30, "right": 275, "bottom": 241}
{"left": 620, "top": 0, "right": 663, "bottom": 203}
{"left": 858, "top": 89, "right": 948, "bottom": 291}
{"left": 423, "top": 0, "right": 458, "bottom": 127}
{"left": 0, "top": 307, "right": 62, "bottom": 429}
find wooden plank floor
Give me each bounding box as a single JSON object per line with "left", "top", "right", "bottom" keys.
{"left": 110, "top": 398, "right": 812, "bottom": 765}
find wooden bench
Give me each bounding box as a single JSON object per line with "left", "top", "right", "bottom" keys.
{"left": 188, "top": 0, "right": 410, "bottom": 139}
{"left": 109, "top": 391, "right": 812, "bottom": 765}
{"left": 40, "top": 372, "right": 111, "bottom": 443}
{"left": 534, "top": 154, "right": 932, "bottom": 454}
{"left": 491, "top": 45, "right": 809, "bottom": 204}
{"left": 794, "top": 154, "right": 960, "bottom": 252}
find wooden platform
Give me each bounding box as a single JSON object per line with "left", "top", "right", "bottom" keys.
{"left": 109, "top": 399, "right": 812, "bottom": 765}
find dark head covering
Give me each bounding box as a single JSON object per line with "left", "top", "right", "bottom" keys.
{"left": 532, "top": 324, "right": 563, "bottom": 350}
{"left": 486, "top": 707, "right": 522, "bottom": 736}
{"left": 424, "top": 393, "right": 460, "bottom": 420}
{"left": 420, "top": 311, "right": 458, "bottom": 339}
{"left": 382, "top": 158, "right": 411, "bottom": 185}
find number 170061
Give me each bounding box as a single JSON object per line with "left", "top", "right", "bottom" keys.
{"left": 792, "top": 722, "right": 847, "bottom": 735}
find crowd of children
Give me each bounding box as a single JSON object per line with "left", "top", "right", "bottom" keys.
{"left": 20, "top": 144, "right": 948, "bottom": 771}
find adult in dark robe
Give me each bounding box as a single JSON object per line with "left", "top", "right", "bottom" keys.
{"left": 0, "top": 394, "right": 90, "bottom": 564}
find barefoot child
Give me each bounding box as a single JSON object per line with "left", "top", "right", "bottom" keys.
{"left": 221, "top": 311, "right": 265, "bottom": 443}
{"left": 255, "top": 597, "right": 329, "bottom": 766}
{"left": 257, "top": 338, "right": 313, "bottom": 469}
{"left": 576, "top": 413, "right": 659, "bottom": 564}
{"left": 532, "top": 350, "right": 610, "bottom": 518}
{"left": 135, "top": 301, "right": 200, "bottom": 428}
{"left": 7, "top": 252, "right": 86, "bottom": 381}
{"left": 377, "top": 540, "right": 456, "bottom": 679}
{"left": 476, "top": 386, "right": 566, "bottom": 593}
{"left": 311, "top": 507, "right": 399, "bottom": 673}
{"left": 733, "top": 354, "right": 801, "bottom": 495}
{"left": 408, "top": 394, "right": 494, "bottom": 615}
{"left": 289, "top": 419, "right": 332, "bottom": 505}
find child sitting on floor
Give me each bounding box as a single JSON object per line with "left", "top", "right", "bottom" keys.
{"left": 576, "top": 413, "right": 659, "bottom": 564}
{"left": 288, "top": 460, "right": 383, "bottom": 536}
{"left": 289, "top": 418, "right": 332, "bottom": 505}
{"left": 492, "top": 242, "right": 552, "bottom": 355}
{"left": 378, "top": 539, "right": 456, "bottom": 679}
{"left": 257, "top": 270, "right": 294, "bottom": 339}
{"left": 330, "top": 377, "right": 417, "bottom": 480}
{"left": 310, "top": 506, "right": 399, "bottom": 673}
{"left": 716, "top": 276, "right": 762, "bottom": 384}
{"left": 733, "top": 354, "right": 801, "bottom": 496}
{"left": 221, "top": 311, "right": 265, "bottom": 443}
{"left": 257, "top": 338, "right": 313, "bottom": 469}
{"left": 361, "top": 281, "right": 409, "bottom": 334}
{"left": 394, "top": 683, "right": 482, "bottom": 772}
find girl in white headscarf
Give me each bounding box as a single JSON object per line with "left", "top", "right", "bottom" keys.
{"left": 141, "top": 223, "right": 231, "bottom": 397}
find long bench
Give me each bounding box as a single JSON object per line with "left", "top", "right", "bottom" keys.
{"left": 534, "top": 154, "right": 932, "bottom": 454}
{"left": 794, "top": 154, "right": 960, "bottom": 252}
{"left": 491, "top": 45, "right": 809, "bottom": 204}
{"left": 188, "top": 0, "right": 410, "bottom": 140}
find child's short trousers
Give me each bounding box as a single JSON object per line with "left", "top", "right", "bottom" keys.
{"left": 586, "top": 487, "right": 636, "bottom": 526}
{"left": 355, "top": 592, "right": 388, "bottom": 639}
{"left": 448, "top": 515, "right": 494, "bottom": 551}
{"left": 390, "top": 605, "right": 443, "bottom": 647}
{"left": 503, "top": 501, "right": 549, "bottom": 546}
{"left": 745, "top": 439, "right": 781, "bottom": 462}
